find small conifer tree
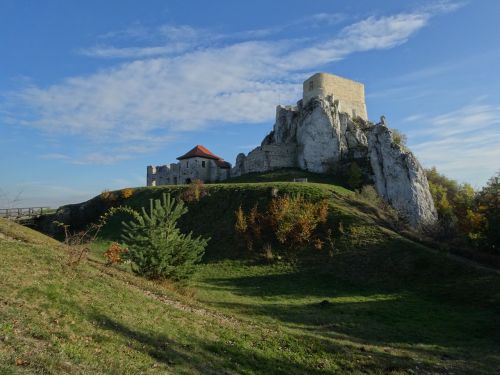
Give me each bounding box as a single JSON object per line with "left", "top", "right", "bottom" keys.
{"left": 121, "top": 193, "right": 209, "bottom": 280}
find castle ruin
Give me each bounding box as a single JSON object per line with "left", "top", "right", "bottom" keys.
{"left": 146, "top": 72, "right": 437, "bottom": 227}
{"left": 147, "top": 145, "right": 231, "bottom": 186}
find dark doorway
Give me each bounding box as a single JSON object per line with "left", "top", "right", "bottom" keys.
{"left": 185, "top": 178, "right": 192, "bottom": 184}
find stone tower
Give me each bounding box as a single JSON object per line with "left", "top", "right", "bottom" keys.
{"left": 302, "top": 72, "right": 368, "bottom": 120}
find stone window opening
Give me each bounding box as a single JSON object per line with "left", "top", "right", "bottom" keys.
{"left": 186, "top": 161, "right": 189, "bottom": 168}
{"left": 309, "top": 80, "right": 314, "bottom": 91}
{"left": 202, "top": 161, "right": 206, "bottom": 168}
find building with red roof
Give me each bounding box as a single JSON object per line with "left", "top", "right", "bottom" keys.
{"left": 147, "top": 145, "right": 231, "bottom": 186}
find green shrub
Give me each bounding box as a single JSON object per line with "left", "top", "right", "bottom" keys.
{"left": 235, "top": 194, "right": 331, "bottom": 256}
{"left": 121, "top": 193, "right": 209, "bottom": 280}
{"left": 391, "top": 128, "right": 407, "bottom": 147}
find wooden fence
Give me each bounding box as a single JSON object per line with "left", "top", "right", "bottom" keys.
{"left": 0, "top": 207, "right": 51, "bottom": 221}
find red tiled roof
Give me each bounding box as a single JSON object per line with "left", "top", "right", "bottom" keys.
{"left": 176, "top": 145, "right": 222, "bottom": 161}
{"left": 215, "top": 160, "right": 231, "bottom": 169}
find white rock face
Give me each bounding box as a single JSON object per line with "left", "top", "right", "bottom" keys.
{"left": 232, "top": 95, "right": 437, "bottom": 228}
{"left": 367, "top": 125, "right": 437, "bottom": 227}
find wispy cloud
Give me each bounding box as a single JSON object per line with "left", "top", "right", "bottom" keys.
{"left": 409, "top": 103, "right": 500, "bottom": 185}
{"left": 39, "top": 153, "right": 70, "bottom": 160}
{"left": 1, "top": 5, "right": 457, "bottom": 165}
{"left": 83, "top": 14, "right": 348, "bottom": 60}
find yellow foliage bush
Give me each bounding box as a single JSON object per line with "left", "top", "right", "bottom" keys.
{"left": 235, "top": 194, "right": 332, "bottom": 256}
{"left": 120, "top": 188, "right": 134, "bottom": 199}
{"left": 104, "top": 242, "right": 127, "bottom": 265}
{"left": 100, "top": 190, "right": 117, "bottom": 203}
{"left": 181, "top": 179, "right": 207, "bottom": 203}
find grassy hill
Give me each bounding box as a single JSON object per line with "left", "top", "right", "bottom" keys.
{"left": 2, "top": 175, "right": 500, "bottom": 374}
{"left": 51, "top": 179, "right": 390, "bottom": 261}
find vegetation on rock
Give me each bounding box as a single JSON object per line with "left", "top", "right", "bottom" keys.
{"left": 390, "top": 128, "right": 407, "bottom": 147}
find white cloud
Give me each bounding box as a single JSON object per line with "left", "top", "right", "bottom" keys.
{"left": 409, "top": 104, "right": 500, "bottom": 186}
{"left": 83, "top": 14, "right": 347, "bottom": 60}
{"left": 79, "top": 44, "right": 192, "bottom": 59}
{"left": 2, "top": 6, "right": 455, "bottom": 165}
{"left": 40, "top": 153, "right": 70, "bottom": 160}
{"left": 280, "top": 13, "right": 429, "bottom": 70}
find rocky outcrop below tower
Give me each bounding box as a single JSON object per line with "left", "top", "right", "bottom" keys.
{"left": 232, "top": 96, "right": 437, "bottom": 228}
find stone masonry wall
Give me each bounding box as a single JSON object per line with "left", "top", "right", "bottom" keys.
{"left": 303, "top": 73, "right": 367, "bottom": 120}
{"left": 231, "top": 144, "right": 297, "bottom": 176}
{"left": 147, "top": 157, "right": 229, "bottom": 186}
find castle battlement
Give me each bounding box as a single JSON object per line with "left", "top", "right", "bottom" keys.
{"left": 302, "top": 73, "right": 367, "bottom": 120}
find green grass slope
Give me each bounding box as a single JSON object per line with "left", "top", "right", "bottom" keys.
{"left": 1, "top": 211, "right": 500, "bottom": 373}
{"left": 3, "top": 174, "right": 498, "bottom": 373}
{"left": 0, "top": 218, "right": 63, "bottom": 248}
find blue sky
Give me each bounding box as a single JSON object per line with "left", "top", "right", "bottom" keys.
{"left": 1, "top": 0, "right": 499, "bottom": 207}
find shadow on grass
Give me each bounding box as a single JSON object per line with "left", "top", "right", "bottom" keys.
{"left": 91, "top": 313, "right": 347, "bottom": 374}
{"left": 90, "top": 312, "right": 461, "bottom": 374}
{"left": 199, "top": 262, "right": 500, "bottom": 360}
{"left": 206, "top": 298, "right": 496, "bottom": 349}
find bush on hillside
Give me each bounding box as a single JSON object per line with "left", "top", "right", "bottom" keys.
{"left": 104, "top": 242, "right": 127, "bottom": 265}
{"left": 120, "top": 188, "right": 134, "bottom": 199}
{"left": 121, "top": 193, "right": 209, "bottom": 280}
{"left": 235, "top": 194, "right": 333, "bottom": 257}
{"left": 181, "top": 179, "right": 207, "bottom": 203}
{"left": 100, "top": 189, "right": 118, "bottom": 204}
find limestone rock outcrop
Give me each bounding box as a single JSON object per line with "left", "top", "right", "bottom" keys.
{"left": 232, "top": 95, "right": 437, "bottom": 228}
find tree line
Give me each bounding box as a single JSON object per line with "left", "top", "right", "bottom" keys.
{"left": 426, "top": 167, "right": 499, "bottom": 255}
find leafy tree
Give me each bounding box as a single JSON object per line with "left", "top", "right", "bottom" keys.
{"left": 426, "top": 167, "right": 460, "bottom": 236}
{"left": 121, "top": 193, "right": 209, "bottom": 280}
{"left": 454, "top": 183, "right": 476, "bottom": 233}
{"left": 426, "top": 167, "right": 459, "bottom": 200}
{"left": 476, "top": 172, "right": 500, "bottom": 253}
{"left": 426, "top": 167, "right": 499, "bottom": 255}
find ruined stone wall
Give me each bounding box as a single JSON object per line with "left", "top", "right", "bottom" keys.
{"left": 147, "top": 157, "right": 229, "bottom": 186}
{"left": 303, "top": 73, "right": 367, "bottom": 120}
{"left": 232, "top": 144, "right": 297, "bottom": 176}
